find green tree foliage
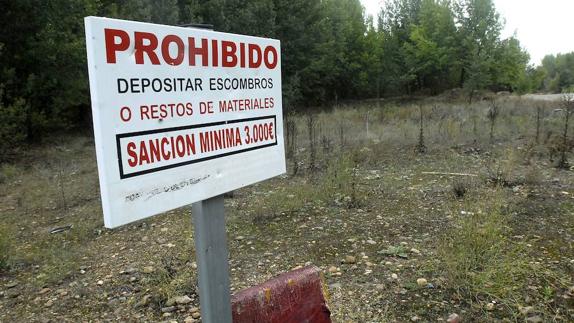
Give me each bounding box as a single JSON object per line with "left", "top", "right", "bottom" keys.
{"left": 533, "top": 53, "right": 574, "bottom": 93}
{"left": 0, "top": 0, "right": 98, "bottom": 149}
{"left": 403, "top": 0, "right": 457, "bottom": 94}
{"left": 0, "top": 0, "right": 539, "bottom": 156}
{"left": 454, "top": 0, "right": 502, "bottom": 97}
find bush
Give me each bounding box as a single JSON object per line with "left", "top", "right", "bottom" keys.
{"left": 0, "top": 95, "right": 28, "bottom": 160}
{"left": 0, "top": 225, "right": 11, "bottom": 271}
{"left": 437, "top": 198, "right": 529, "bottom": 308}
{"left": 452, "top": 178, "right": 468, "bottom": 198}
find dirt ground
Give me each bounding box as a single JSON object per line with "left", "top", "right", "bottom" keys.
{"left": 1, "top": 97, "right": 573, "bottom": 322}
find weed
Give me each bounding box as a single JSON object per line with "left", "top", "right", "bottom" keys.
{"left": 452, "top": 178, "right": 468, "bottom": 198}
{"left": 487, "top": 99, "right": 499, "bottom": 143}
{"left": 285, "top": 114, "right": 299, "bottom": 175}
{"left": 416, "top": 105, "right": 427, "bottom": 153}
{"left": 307, "top": 113, "right": 317, "bottom": 173}
{"left": 148, "top": 254, "right": 197, "bottom": 303}
{"left": 557, "top": 95, "right": 573, "bottom": 168}
{"left": 338, "top": 120, "right": 346, "bottom": 150}
{"left": 378, "top": 245, "right": 408, "bottom": 259}
{"left": 321, "top": 134, "right": 332, "bottom": 155}
{"left": 0, "top": 163, "right": 19, "bottom": 184}
{"left": 535, "top": 105, "right": 543, "bottom": 144}
{"left": 28, "top": 239, "right": 81, "bottom": 286}
{"left": 0, "top": 224, "right": 11, "bottom": 271}
{"left": 523, "top": 166, "right": 542, "bottom": 186}
{"left": 483, "top": 151, "right": 521, "bottom": 187}
{"left": 56, "top": 161, "right": 68, "bottom": 210}
{"left": 250, "top": 151, "right": 369, "bottom": 222}
{"left": 437, "top": 195, "right": 530, "bottom": 310}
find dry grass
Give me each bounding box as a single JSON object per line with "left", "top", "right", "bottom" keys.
{"left": 0, "top": 94, "right": 572, "bottom": 322}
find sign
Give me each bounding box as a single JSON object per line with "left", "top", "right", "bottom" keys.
{"left": 85, "top": 17, "right": 285, "bottom": 228}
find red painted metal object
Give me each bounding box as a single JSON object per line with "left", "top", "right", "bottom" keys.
{"left": 231, "top": 266, "right": 332, "bottom": 323}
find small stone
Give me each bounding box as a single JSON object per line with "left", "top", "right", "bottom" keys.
{"left": 97, "top": 280, "right": 104, "bottom": 286}
{"left": 365, "top": 262, "right": 374, "bottom": 267}
{"left": 526, "top": 316, "right": 543, "bottom": 323}
{"left": 190, "top": 306, "right": 200, "bottom": 313}
{"left": 485, "top": 303, "right": 495, "bottom": 311}
{"left": 519, "top": 306, "right": 534, "bottom": 315}
{"left": 165, "top": 297, "right": 177, "bottom": 307}
{"left": 447, "top": 313, "right": 461, "bottom": 323}
{"left": 129, "top": 276, "right": 138, "bottom": 282}
{"left": 38, "top": 288, "right": 51, "bottom": 295}
{"left": 411, "top": 315, "right": 420, "bottom": 321}
{"left": 184, "top": 316, "right": 195, "bottom": 323}
{"left": 5, "top": 281, "right": 18, "bottom": 289}
{"left": 176, "top": 295, "right": 193, "bottom": 305}
{"left": 391, "top": 273, "right": 398, "bottom": 280}
{"left": 410, "top": 248, "right": 421, "bottom": 255}
{"left": 366, "top": 239, "right": 376, "bottom": 245}
{"left": 161, "top": 227, "right": 168, "bottom": 232}
{"left": 143, "top": 266, "right": 155, "bottom": 274}
{"left": 375, "top": 284, "right": 385, "bottom": 290}
{"left": 344, "top": 256, "right": 356, "bottom": 264}
{"left": 161, "top": 306, "right": 177, "bottom": 313}
{"left": 236, "top": 236, "right": 245, "bottom": 241}
{"left": 135, "top": 295, "right": 152, "bottom": 308}
{"left": 192, "top": 312, "right": 201, "bottom": 319}
{"left": 162, "top": 312, "right": 172, "bottom": 318}
{"left": 416, "top": 278, "right": 428, "bottom": 287}
{"left": 45, "top": 300, "right": 54, "bottom": 307}
{"left": 328, "top": 266, "right": 338, "bottom": 273}
{"left": 120, "top": 267, "right": 136, "bottom": 275}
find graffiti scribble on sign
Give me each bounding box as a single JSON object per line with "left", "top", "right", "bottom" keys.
{"left": 125, "top": 175, "right": 211, "bottom": 203}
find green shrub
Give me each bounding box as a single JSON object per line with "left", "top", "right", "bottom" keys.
{"left": 0, "top": 95, "right": 28, "bottom": 160}
{"left": 437, "top": 198, "right": 529, "bottom": 307}
{"left": 0, "top": 225, "right": 11, "bottom": 271}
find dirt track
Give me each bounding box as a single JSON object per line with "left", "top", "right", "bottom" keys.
{"left": 521, "top": 93, "right": 574, "bottom": 102}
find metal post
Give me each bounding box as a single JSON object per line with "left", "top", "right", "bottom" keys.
{"left": 181, "top": 22, "right": 232, "bottom": 323}
{"left": 192, "top": 195, "right": 232, "bottom": 323}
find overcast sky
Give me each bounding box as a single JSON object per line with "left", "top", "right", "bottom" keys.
{"left": 360, "top": 0, "right": 574, "bottom": 65}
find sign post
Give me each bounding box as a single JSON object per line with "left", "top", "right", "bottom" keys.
{"left": 192, "top": 195, "right": 232, "bottom": 322}
{"left": 84, "top": 17, "right": 285, "bottom": 323}
{"left": 183, "top": 23, "right": 232, "bottom": 323}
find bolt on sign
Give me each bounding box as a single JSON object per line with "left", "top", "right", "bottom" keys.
{"left": 85, "top": 17, "right": 285, "bottom": 228}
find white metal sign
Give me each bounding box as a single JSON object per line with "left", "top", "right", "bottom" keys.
{"left": 85, "top": 17, "right": 285, "bottom": 228}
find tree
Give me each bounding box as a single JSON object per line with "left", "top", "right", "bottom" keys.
{"left": 538, "top": 53, "right": 574, "bottom": 93}
{"left": 0, "top": 0, "right": 98, "bottom": 146}
{"left": 273, "top": 0, "right": 326, "bottom": 107}
{"left": 402, "top": 0, "right": 457, "bottom": 94}
{"left": 454, "top": 0, "right": 502, "bottom": 90}
{"left": 490, "top": 36, "right": 530, "bottom": 91}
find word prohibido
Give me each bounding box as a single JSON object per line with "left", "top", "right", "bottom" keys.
{"left": 104, "top": 28, "right": 279, "bottom": 69}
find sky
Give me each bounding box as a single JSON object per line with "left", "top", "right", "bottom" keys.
{"left": 360, "top": 0, "right": 574, "bottom": 65}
